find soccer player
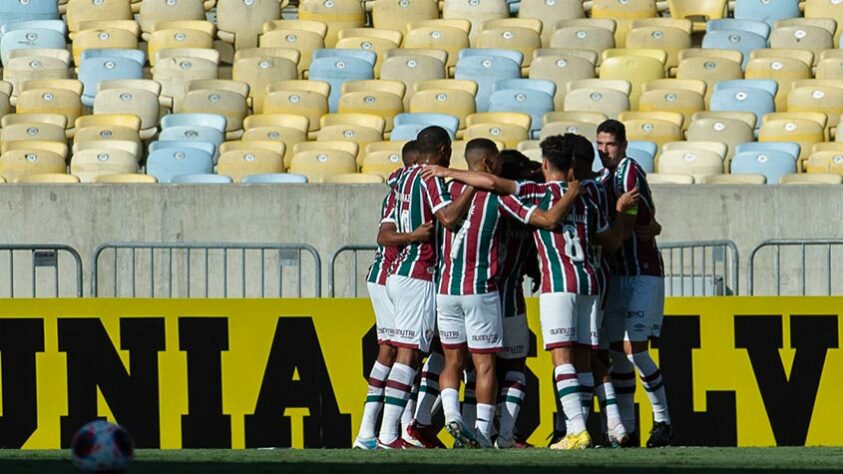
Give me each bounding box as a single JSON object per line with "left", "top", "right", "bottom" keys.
{"left": 596, "top": 119, "right": 672, "bottom": 448}
{"left": 423, "top": 134, "right": 637, "bottom": 450}
{"left": 434, "top": 138, "right": 584, "bottom": 448}
{"left": 354, "top": 141, "right": 435, "bottom": 450}
{"left": 376, "top": 126, "right": 478, "bottom": 449}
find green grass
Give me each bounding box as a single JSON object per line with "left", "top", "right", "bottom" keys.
{"left": 1, "top": 448, "right": 842, "bottom": 474}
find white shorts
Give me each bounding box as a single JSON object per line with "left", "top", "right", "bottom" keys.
{"left": 539, "top": 292, "right": 600, "bottom": 350}
{"left": 498, "top": 313, "right": 529, "bottom": 359}
{"left": 604, "top": 275, "right": 665, "bottom": 342}
{"left": 436, "top": 292, "right": 503, "bottom": 353}
{"left": 367, "top": 282, "right": 395, "bottom": 345}
{"left": 386, "top": 275, "right": 436, "bottom": 352}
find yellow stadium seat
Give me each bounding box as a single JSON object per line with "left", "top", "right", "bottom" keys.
{"left": 288, "top": 148, "right": 358, "bottom": 182}
{"left": 676, "top": 51, "right": 743, "bottom": 106}
{"left": 780, "top": 173, "right": 842, "bottom": 185}
{"left": 74, "top": 114, "right": 142, "bottom": 149}
{"left": 298, "top": 0, "right": 365, "bottom": 48}
{"left": 152, "top": 48, "right": 220, "bottom": 110}
{"left": 381, "top": 50, "right": 447, "bottom": 109}
{"left": 372, "top": 0, "right": 439, "bottom": 35}
{"left": 478, "top": 19, "right": 543, "bottom": 69}
{"left": 93, "top": 173, "right": 158, "bottom": 183}
{"left": 805, "top": 151, "right": 843, "bottom": 175}
{"left": 787, "top": 80, "right": 843, "bottom": 133}
{"left": 442, "top": 0, "right": 509, "bottom": 45}
{"left": 550, "top": 22, "right": 616, "bottom": 62}
{"left": 147, "top": 21, "right": 215, "bottom": 66}
{"left": 599, "top": 49, "right": 665, "bottom": 109}
{"left": 660, "top": 140, "right": 727, "bottom": 170}
{"left": 66, "top": 0, "right": 133, "bottom": 35}
{"left": 759, "top": 112, "right": 827, "bottom": 164}
{"left": 219, "top": 140, "right": 286, "bottom": 157}
{"left": 336, "top": 28, "right": 402, "bottom": 78}
{"left": 770, "top": 22, "right": 833, "bottom": 66}
{"left": 317, "top": 113, "right": 386, "bottom": 163}
{"left": 16, "top": 80, "right": 84, "bottom": 136}
{"left": 3, "top": 141, "right": 69, "bottom": 160}
{"left": 15, "top": 173, "right": 81, "bottom": 184}
{"left": 3, "top": 49, "right": 72, "bottom": 99}
{"left": 464, "top": 112, "right": 531, "bottom": 149}
{"left": 804, "top": 0, "right": 843, "bottom": 46}
{"left": 70, "top": 148, "right": 139, "bottom": 182}
{"left": 260, "top": 20, "right": 327, "bottom": 75}
{"left": 686, "top": 112, "right": 755, "bottom": 160}
{"left": 405, "top": 20, "right": 471, "bottom": 74}
{"left": 625, "top": 19, "right": 693, "bottom": 71}
{"left": 540, "top": 111, "right": 608, "bottom": 141}
{"left": 232, "top": 48, "right": 300, "bottom": 114}
{"left": 0, "top": 114, "right": 68, "bottom": 150}
{"left": 449, "top": 139, "right": 505, "bottom": 169}
{"left": 217, "top": 0, "right": 284, "bottom": 50}
{"left": 94, "top": 80, "right": 166, "bottom": 139}
{"left": 409, "top": 87, "right": 476, "bottom": 130}
{"left": 179, "top": 80, "right": 250, "bottom": 138}
{"left": 816, "top": 57, "right": 843, "bottom": 80}
{"left": 0, "top": 81, "right": 13, "bottom": 122}
{"left": 138, "top": 0, "right": 207, "bottom": 37}
{"left": 218, "top": 149, "right": 286, "bottom": 182}
{"left": 529, "top": 52, "right": 595, "bottom": 111}
{"left": 643, "top": 173, "right": 695, "bottom": 184}
{"left": 324, "top": 173, "right": 384, "bottom": 183}
{"left": 362, "top": 141, "right": 405, "bottom": 178}
{"left": 564, "top": 79, "right": 631, "bottom": 119}
{"left": 639, "top": 79, "right": 706, "bottom": 130}
{"left": 666, "top": 0, "right": 727, "bottom": 32}
{"left": 73, "top": 140, "right": 142, "bottom": 160}
{"left": 242, "top": 114, "right": 310, "bottom": 167}
{"left": 517, "top": 0, "right": 585, "bottom": 47}
{"left": 591, "top": 0, "right": 657, "bottom": 48}
{"left": 618, "top": 111, "right": 683, "bottom": 150}
{"left": 71, "top": 21, "right": 140, "bottom": 65}
{"left": 262, "top": 80, "right": 330, "bottom": 134}
{"left": 749, "top": 48, "right": 814, "bottom": 68}
{"left": 656, "top": 149, "right": 723, "bottom": 180}
{"left": 745, "top": 55, "right": 812, "bottom": 112}
{"left": 338, "top": 80, "right": 404, "bottom": 132}
{"left": 699, "top": 174, "right": 766, "bottom": 184}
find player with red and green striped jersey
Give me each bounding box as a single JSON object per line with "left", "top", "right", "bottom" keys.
{"left": 596, "top": 119, "right": 672, "bottom": 449}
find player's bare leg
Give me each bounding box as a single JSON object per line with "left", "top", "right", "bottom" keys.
{"left": 496, "top": 357, "right": 529, "bottom": 448}
{"left": 470, "top": 352, "right": 497, "bottom": 447}
{"left": 377, "top": 348, "right": 419, "bottom": 448}
{"left": 355, "top": 344, "right": 397, "bottom": 449}
{"left": 549, "top": 347, "right": 591, "bottom": 450}
{"left": 624, "top": 339, "right": 672, "bottom": 448}
{"left": 592, "top": 349, "right": 628, "bottom": 447}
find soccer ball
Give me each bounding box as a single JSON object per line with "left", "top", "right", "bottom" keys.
{"left": 71, "top": 420, "right": 134, "bottom": 472}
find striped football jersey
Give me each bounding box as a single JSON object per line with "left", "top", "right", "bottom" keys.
{"left": 389, "top": 164, "right": 452, "bottom": 281}
{"left": 366, "top": 191, "right": 400, "bottom": 285}
{"left": 497, "top": 218, "right": 535, "bottom": 318}
{"left": 582, "top": 178, "right": 612, "bottom": 305}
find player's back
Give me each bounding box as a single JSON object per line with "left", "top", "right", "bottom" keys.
{"left": 367, "top": 191, "right": 400, "bottom": 286}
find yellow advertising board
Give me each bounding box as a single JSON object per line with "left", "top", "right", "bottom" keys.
{"left": 0, "top": 297, "right": 838, "bottom": 449}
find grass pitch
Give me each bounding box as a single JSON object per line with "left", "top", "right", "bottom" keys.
{"left": 1, "top": 448, "right": 842, "bottom": 473}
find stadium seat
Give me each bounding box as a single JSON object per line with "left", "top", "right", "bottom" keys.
{"left": 391, "top": 113, "right": 460, "bottom": 141}
{"left": 449, "top": 139, "right": 506, "bottom": 169}
{"left": 0, "top": 114, "right": 68, "bottom": 150}
{"left": 769, "top": 21, "right": 833, "bottom": 66}
{"left": 317, "top": 113, "right": 386, "bottom": 162}
{"left": 372, "top": 0, "right": 439, "bottom": 35}
{"left": 745, "top": 53, "right": 812, "bottom": 111}
{"left": 442, "top": 0, "right": 509, "bottom": 45}
{"left": 477, "top": 19, "right": 542, "bottom": 70}
{"left": 3, "top": 140, "right": 69, "bottom": 160}
{"left": 730, "top": 150, "right": 797, "bottom": 185}
{"left": 91, "top": 173, "right": 157, "bottom": 183}
{"left": 70, "top": 148, "right": 138, "bottom": 182}
{"left": 661, "top": 140, "right": 727, "bottom": 160}
{"left": 262, "top": 80, "right": 330, "bottom": 134}
{"left": 219, "top": 140, "right": 288, "bottom": 158}
{"left": 676, "top": 49, "right": 744, "bottom": 105}
{"left": 625, "top": 140, "right": 657, "bottom": 172}
{"left": 710, "top": 79, "right": 777, "bottom": 131}
{"left": 734, "top": 0, "right": 799, "bottom": 26}
{"left": 409, "top": 83, "right": 476, "bottom": 130}
{"left": 171, "top": 173, "right": 233, "bottom": 183}
{"left": 699, "top": 174, "right": 766, "bottom": 184}
{"left": 73, "top": 140, "right": 141, "bottom": 161}
{"left": 686, "top": 111, "right": 755, "bottom": 160}
{"left": 625, "top": 18, "right": 693, "bottom": 70}
{"left": 758, "top": 112, "right": 827, "bottom": 163}
{"left": 242, "top": 114, "right": 309, "bottom": 167}
{"left": 217, "top": 0, "right": 284, "bottom": 50}
{"left": 288, "top": 146, "right": 358, "bottom": 182}
{"left": 488, "top": 79, "right": 555, "bottom": 138}
{"left": 138, "top": 0, "right": 207, "bottom": 37}
{"left": 805, "top": 151, "right": 843, "bottom": 175}
{"left": 338, "top": 80, "right": 404, "bottom": 132}
{"left": 74, "top": 113, "right": 142, "bottom": 144}
{"left": 0, "top": 1, "right": 59, "bottom": 31}
{"left": 217, "top": 149, "right": 286, "bottom": 182}
{"left": 657, "top": 148, "right": 723, "bottom": 181}
{"left": 179, "top": 79, "right": 250, "bottom": 138}
{"left": 77, "top": 49, "right": 145, "bottom": 107}
{"left": 152, "top": 48, "right": 220, "bottom": 110}
{"left": 336, "top": 28, "right": 402, "bottom": 78}
{"left": 15, "top": 173, "right": 80, "bottom": 183}
{"left": 70, "top": 20, "right": 139, "bottom": 66}
{"left": 146, "top": 145, "right": 214, "bottom": 183}
{"left": 2, "top": 49, "right": 71, "bottom": 99}
{"left": 701, "top": 30, "right": 766, "bottom": 70}
{"left": 528, "top": 51, "right": 595, "bottom": 111}
{"left": 404, "top": 20, "right": 471, "bottom": 74}
{"left": 16, "top": 79, "right": 83, "bottom": 136}
{"left": 707, "top": 19, "right": 771, "bottom": 39}
{"left": 564, "top": 79, "right": 631, "bottom": 119}
{"left": 667, "top": 0, "right": 727, "bottom": 32}
{"left": 646, "top": 173, "right": 695, "bottom": 184}
{"left": 148, "top": 139, "right": 216, "bottom": 157}
{"left": 550, "top": 20, "right": 617, "bottom": 61}
{"left": 639, "top": 79, "right": 706, "bottom": 131}
{"left": 298, "top": 0, "right": 365, "bottom": 48}
{"left": 0, "top": 20, "right": 67, "bottom": 66}
{"left": 540, "top": 111, "right": 607, "bottom": 142}
{"left": 779, "top": 173, "right": 842, "bottom": 184}
{"left": 816, "top": 54, "right": 843, "bottom": 80}
{"left": 599, "top": 49, "right": 665, "bottom": 109}
{"left": 0, "top": 149, "right": 67, "bottom": 182}
{"left": 242, "top": 173, "right": 309, "bottom": 183}
{"left": 159, "top": 113, "right": 226, "bottom": 160}
{"left": 454, "top": 49, "right": 522, "bottom": 113}
{"left": 146, "top": 21, "right": 215, "bottom": 65}
{"left": 259, "top": 20, "right": 327, "bottom": 75}
{"left": 65, "top": 0, "right": 133, "bottom": 35}
{"left": 309, "top": 49, "right": 377, "bottom": 113}
{"left": 231, "top": 48, "right": 299, "bottom": 114}
{"left": 93, "top": 80, "right": 166, "bottom": 140}
{"left": 362, "top": 142, "right": 405, "bottom": 178}
{"left": 381, "top": 49, "right": 448, "bottom": 109}
{"left": 618, "top": 111, "right": 683, "bottom": 150}
{"left": 787, "top": 80, "right": 843, "bottom": 132}
{"left": 804, "top": 0, "right": 843, "bottom": 46}
{"left": 517, "top": 0, "right": 585, "bottom": 47}
{"left": 324, "top": 173, "right": 384, "bottom": 183}
{"left": 590, "top": 0, "right": 657, "bottom": 48}
{"left": 464, "top": 112, "right": 531, "bottom": 148}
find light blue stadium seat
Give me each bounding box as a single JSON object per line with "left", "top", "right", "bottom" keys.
{"left": 171, "top": 174, "right": 233, "bottom": 184}
{"left": 455, "top": 49, "right": 523, "bottom": 113}
{"left": 0, "top": 20, "right": 66, "bottom": 65}
{"left": 734, "top": 0, "right": 799, "bottom": 26}
{"left": 711, "top": 80, "right": 777, "bottom": 130}
{"left": 243, "top": 173, "right": 309, "bottom": 183}
{"left": 309, "top": 49, "right": 376, "bottom": 113}
{"left": 734, "top": 141, "right": 800, "bottom": 161}
{"left": 489, "top": 79, "right": 556, "bottom": 139}
{"left": 161, "top": 113, "right": 227, "bottom": 132}
{"left": 146, "top": 147, "right": 214, "bottom": 184}
{"left": 391, "top": 124, "right": 457, "bottom": 141}
{"left": 160, "top": 114, "right": 227, "bottom": 161}
{"left": 393, "top": 113, "right": 459, "bottom": 134}
{"left": 0, "top": 1, "right": 59, "bottom": 30}
{"left": 701, "top": 30, "right": 767, "bottom": 70}
{"left": 730, "top": 150, "right": 796, "bottom": 185}
{"left": 628, "top": 140, "right": 659, "bottom": 158}
{"left": 626, "top": 148, "right": 656, "bottom": 173}
{"left": 78, "top": 49, "right": 146, "bottom": 107}
{"left": 148, "top": 140, "right": 217, "bottom": 157}
{"left": 706, "top": 19, "right": 770, "bottom": 39}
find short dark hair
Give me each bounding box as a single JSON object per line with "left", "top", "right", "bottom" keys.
{"left": 596, "top": 119, "right": 627, "bottom": 143}
{"left": 402, "top": 140, "right": 419, "bottom": 155}
{"left": 539, "top": 135, "right": 573, "bottom": 172}
{"left": 498, "top": 149, "right": 528, "bottom": 180}
{"left": 525, "top": 160, "right": 544, "bottom": 182}
{"left": 416, "top": 126, "right": 452, "bottom": 155}
{"left": 465, "top": 138, "right": 498, "bottom": 156}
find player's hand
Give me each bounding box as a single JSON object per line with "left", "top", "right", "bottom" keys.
{"left": 410, "top": 222, "right": 435, "bottom": 242}
{"left": 567, "top": 179, "right": 582, "bottom": 197}
{"left": 616, "top": 188, "right": 640, "bottom": 213}
{"left": 531, "top": 277, "right": 540, "bottom": 294}
{"left": 635, "top": 219, "right": 662, "bottom": 241}
{"left": 421, "top": 165, "right": 450, "bottom": 180}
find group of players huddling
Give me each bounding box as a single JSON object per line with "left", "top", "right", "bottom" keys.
{"left": 354, "top": 120, "right": 672, "bottom": 450}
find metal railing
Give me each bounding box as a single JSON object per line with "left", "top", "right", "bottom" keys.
{"left": 328, "top": 245, "right": 378, "bottom": 297}
{"left": 659, "top": 240, "right": 739, "bottom": 296}
{"left": 0, "top": 244, "right": 83, "bottom": 297}
{"left": 748, "top": 239, "right": 843, "bottom": 296}
{"left": 92, "top": 242, "right": 321, "bottom": 297}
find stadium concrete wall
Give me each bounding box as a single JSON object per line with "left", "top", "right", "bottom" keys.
{"left": 0, "top": 297, "right": 838, "bottom": 448}
{"left": 0, "top": 184, "right": 840, "bottom": 296}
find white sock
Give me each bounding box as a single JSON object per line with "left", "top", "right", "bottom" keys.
{"left": 377, "top": 363, "right": 416, "bottom": 444}
{"left": 554, "top": 364, "right": 585, "bottom": 435}
{"left": 611, "top": 350, "right": 637, "bottom": 433}
{"left": 401, "top": 382, "right": 418, "bottom": 432}
{"left": 441, "top": 387, "right": 462, "bottom": 422}
{"left": 498, "top": 371, "right": 526, "bottom": 441}
{"left": 475, "top": 403, "right": 495, "bottom": 439}
{"left": 462, "top": 370, "right": 477, "bottom": 428}
{"left": 577, "top": 372, "right": 594, "bottom": 419}
{"left": 595, "top": 381, "right": 624, "bottom": 433}
{"left": 414, "top": 352, "right": 444, "bottom": 425}
{"left": 629, "top": 351, "right": 671, "bottom": 424}
{"left": 358, "top": 361, "right": 391, "bottom": 439}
